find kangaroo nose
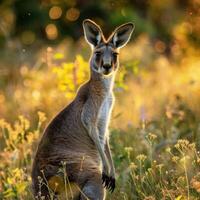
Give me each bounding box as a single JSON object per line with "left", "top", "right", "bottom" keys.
{"left": 103, "top": 64, "right": 111, "bottom": 70}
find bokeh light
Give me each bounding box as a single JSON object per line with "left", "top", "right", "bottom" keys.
{"left": 49, "top": 6, "right": 62, "bottom": 20}
{"left": 45, "top": 24, "right": 58, "bottom": 40}
{"left": 154, "top": 40, "right": 166, "bottom": 53}
{"left": 32, "top": 90, "right": 41, "bottom": 101}
{"left": 20, "top": 65, "right": 29, "bottom": 76}
{"left": 66, "top": 8, "right": 80, "bottom": 21}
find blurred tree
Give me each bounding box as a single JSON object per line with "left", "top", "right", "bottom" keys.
{"left": 0, "top": 0, "right": 198, "bottom": 52}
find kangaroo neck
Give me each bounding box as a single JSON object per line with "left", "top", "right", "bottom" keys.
{"left": 89, "top": 69, "right": 115, "bottom": 93}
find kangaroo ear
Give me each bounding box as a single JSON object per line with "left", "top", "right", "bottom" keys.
{"left": 83, "top": 19, "right": 104, "bottom": 47}
{"left": 109, "top": 23, "right": 134, "bottom": 48}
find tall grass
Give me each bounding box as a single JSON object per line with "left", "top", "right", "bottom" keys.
{"left": 0, "top": 31, "right": 200, "bottom": 199}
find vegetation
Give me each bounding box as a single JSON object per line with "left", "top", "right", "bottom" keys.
{"left": 0, "top": 0, "right": 200, "bottom": 199}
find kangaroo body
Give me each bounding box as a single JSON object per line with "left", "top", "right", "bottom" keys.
{"left": 32, "top": 19, "right": 134, "bottom": 200}
{"left": 32, "top": 76, "right": 113, "bottom": 199}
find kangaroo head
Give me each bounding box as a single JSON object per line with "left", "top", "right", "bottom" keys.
{"left": 83, "top": 19, "right": 134, "bottom": 76}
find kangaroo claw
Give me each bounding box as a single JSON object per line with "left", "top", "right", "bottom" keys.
{"left": 102, "top": 172, "right": 115, "bottom": 192}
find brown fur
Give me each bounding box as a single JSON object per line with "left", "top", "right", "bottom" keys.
{"left": 32, "top": 82, "right": 102, "bottom": 198}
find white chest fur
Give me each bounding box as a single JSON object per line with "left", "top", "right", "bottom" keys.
{"left": 97, "top": 76, "right": 115, "bottom": 145}
{"left": 98, "top": 94, "right": 113, "bottom": 144}
{"left": 98, "top": 94, "right": 113, "bottom": 124}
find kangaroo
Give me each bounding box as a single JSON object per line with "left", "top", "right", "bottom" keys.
{"left": 31, "top": 19, "right": 134, "bottom": 200}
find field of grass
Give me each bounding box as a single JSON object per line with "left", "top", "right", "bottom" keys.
{"left": 0, "top": 30, "right": 200, "bottom": 199}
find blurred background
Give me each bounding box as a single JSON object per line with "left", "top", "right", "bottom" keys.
{"left": 0, "top": 0, "right": 200, "bottom": 125}
{"left": 0, "top": 0, "right": 200, "bottom": 199}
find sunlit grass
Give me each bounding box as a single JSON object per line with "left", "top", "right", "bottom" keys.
{"left": 1, "top": 111, "right": 200, "bottom": 199}
{"left": 0, "top": 31, "right": 200, "bottom": 199}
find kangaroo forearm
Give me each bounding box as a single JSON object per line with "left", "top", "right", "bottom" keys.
{"left": 88, "top": 127, "right": 110, "bottom": 169}
{"left": 105, "top": 139, "right": 115, "bottom": 174}
{"left": 95, "top": 137, "right": 109, "bottom": 166}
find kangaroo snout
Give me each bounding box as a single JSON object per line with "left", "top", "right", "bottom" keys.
{"left": 102, "top": 64, "right": 112, "bottom": 75}
{"left": 103, "top": 64, "right": 112, "bottom": 70}
{"left": 103, "top": 64, "right": 111, "bottom": 69}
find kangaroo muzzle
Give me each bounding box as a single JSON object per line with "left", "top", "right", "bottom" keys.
{"left": 102, "top": 64, "right": 112, "bottom": 75}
